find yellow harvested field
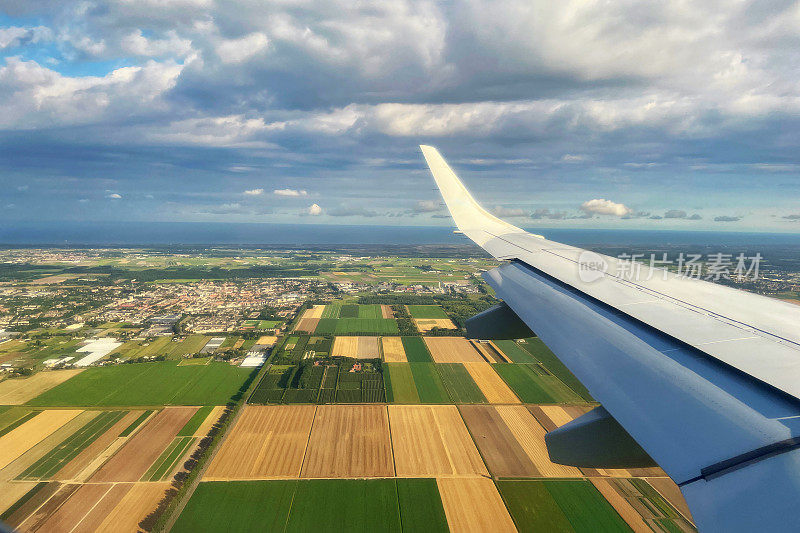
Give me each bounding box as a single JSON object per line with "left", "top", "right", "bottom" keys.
{"left": 95, "top": 482, "right": 170, "bottom": 533}
{"left": 205, "top": 405, "right": 316, "bottom": 480}
{"left": 424, "top": 337, "right": 485, "bottom": 363}
{"left": 0, "top": 481, "right": 38, "bottom": 515}
{"left": 414, "top": 318, "right": 457, "bottom": 332}
{"left": 381, "top": 337, "right": 406, "bottom": 362}
{"left": 303, "top": 305, "right": 326, "bottom": 319}
{"left": 590, "top": 479, "right": 651, "bottom": 533}
{"left": 331, "top": 336, "right": 358, "bottom": 357}
{"left": 494, "top": 405, "right": 582, "bottom": 477}
{"left": 463, "top": 362, "right": 519, "bottom": 403}
{"left": 332, "top": 336, "right": 379, "bottom": 359}
{"left": 301, "top": 405, "right": 394, "bottom": 478}
{"left": 380, "top": 305, "right": 394, "bottom": 319}
{"left": 233, "top": 339, "right": 245, "bottom": 349}
{"left": 436, "top": 477, "right": 517, "bottom": 533}
{"left": 389, "top": 405, "right": 487, "bottom": 477}
{"left": 194, "top": 405, "right": 226, "bottom": 437}
{"left": 256, "top": 335, "right": 278, "bottom": 346}
{"left": 0, "top": 410, "right": 82, "bottom": 470}
{"left": 1, "top": 411, "right": 98, "bottom": 482}
{"left": 0, "top": 370, "right": 83, "bottom": 405}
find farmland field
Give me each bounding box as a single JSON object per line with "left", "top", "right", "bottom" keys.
{"left": 175, "top": 479, "right": 403, "bottom": 533}
{"left": 0, "top": 410, "right": 82, "bottom": 470}
{"left": 437, "top": 477, "right": 517, "bottom": 533}
{"left": 409, "top": 363, "right": 450, "bottom": 403}
{"left": 205, "top": 405, "right": 315, "bottom": 480}
{"left": 383, "top": 363, "right": 420, "bottom": 404}
{"left": 519, "top": 338, "right": 594, "bottom": 401}
{"left": 27, "top": 361, "right": 256, "bottom": 406}
{"left": 462, "top": 362, "right": 519, "bottom": 403}
{"left": 492, "top": 340, "right": 537, "bottom": 364}
{"left": 406, "top": 305, "right": 449, "bottom": 319}
{"left": 301, "top": 405, "right": 393, "bottom": 478}
{"left": 397, "top": 478, "right": 449, "bottom": 532}
{"left": 497, "top": 479, "right": 630, "bottom": 532}
{"left": 493, "top": 363, "right": 584, "bottom": 403}
{"left": 401, "top": 336, "right": 433, "bottom": 362}
{"left": 388, "top": 405, "right": 487, "bottom": 477}
{"left": 424, "top": 337, "right": 484, "bottom": 363}
{"left": 436, "top": 363, "right": 486, "bottom": 403}
{"left": 381, "top": 336, "right": 406, "bottom": 362}
{"left": 0, "top": 369, "right": 84, "bottom": 405}
{"left": 314, "top": 318, "right": 398, "bottom": 335}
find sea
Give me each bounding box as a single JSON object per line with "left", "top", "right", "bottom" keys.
{"left": 0, "top": 221, "right": 798, "bottom": 248}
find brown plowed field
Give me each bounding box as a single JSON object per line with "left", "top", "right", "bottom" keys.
{"left": 436, "top": 477, "right": 517, "bottom": 533}
{"left": 0, "top": 481, "right": 38, "bottom": 515}
{"left": 17, "top": 482, "right": 79, "bottom": 532}
{"left": 357, "top": 336, "right": 379, "bottom": 358}
{"left": 205, "top": 405, "right": 315, "bottom": 480}
{"left": 91, "top": 407, "right": 196, "bottom": 482}
{"left": 96, "top": 482, "right": 170, "bottom": 532}
{"left": 0, "top": 370, "right": 84, "bottom": 405}
{"left": 462, "top": 362, "right": 519, "bottom": 403}
{"left": 0, "top": 410, "right": 83, "bottom": 470}
{"left": 381, "top": 305, "right": 394, "bottom": 318}
{"left": 301, "top": 405, "right": 393, "bottom": 478}
{"left": 33, "top": 482, "right": 115, "bottom": 532}
{"left": 381, "top": 337, "right": 406, "bottom": 362}
{"left": 3, "top": 481, "right": 63, "bottom": 529}
{"left": 389, "top": 405, "right": 487, "bottom": 477}
{"left": 295, "top": 317, "right": 319, "bottom": 333}
{"left": 495, "top": 405, "right": 582, "bottom": 477}
{"left": 459, "top": 405, "right": 538, "bottom": 477}
{"left": 54, "top": 410, "right": 144, "bottom": 481}
{"left": 424, "top": 337, "right": 484, "bottom": 363}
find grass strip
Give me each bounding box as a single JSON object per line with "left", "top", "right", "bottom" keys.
{"left": 177, "top": 406, "right": 213, "bottom": 437}
{"left": 20, "top": 410, "right": 127, "bottom": 480}
{"left": 119, "top": 409, "right": 153, "bottom": 437}
{"left": 151, "top": 437, "right": 196, "bottom": 481}
{"left": 0, "top": 411, "right": 39, "bottom": 438}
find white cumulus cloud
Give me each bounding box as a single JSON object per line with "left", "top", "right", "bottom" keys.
{"left": 274, "top": 188, "right": 308, "bottom": 197}
{"left": 307, "top": 203, "right": 322, "bottom": 215}
{"left": 580, "top": 198, "right": 631, "bottom": 217}
{"left": 243, "top": 188, "right": 264, "bottom": 195}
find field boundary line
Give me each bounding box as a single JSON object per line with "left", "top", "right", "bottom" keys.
{"left": 298, "top": 405, "right": 319, "bottom": 478}
{"left": 454, "top": 404, "right": 495, "bottom": 481}
{"left": 386, "top": 405, "right": 398, "bottom": 477}
{"left": 67, "top": 482, "right": 116, "bottom": 533}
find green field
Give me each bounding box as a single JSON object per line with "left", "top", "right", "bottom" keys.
{"left": 493, "top": 364, "right": 584, "bottom": 403}
{"left": 177, "top": 406, "right": 214, "bottom": 436}
{"left": 437, "top": 363, "right": 487, "bottom": 403}
{"left": 401, "top": 336, "right": 433, "bottom": 362}
{"left": 493, "top": 340, "right": 537, "bottom": 364}
{"left": 383, "top": 363, "right": 420, "bottom": 403}
{"left": 396, "top": 478, "right": 449, "bottom": 532}
{"left": 18, "top": 410, "right": 128, "bottom": 480}
{"left": 497, "top": 479, "right": 629, "bottom": 532}
{"left": 519, "top": 338, "right": 594, "bottom": 401}
{"left": 141, "top": 436, "right": 196, "bottom": 481}
{"left": 174, "top": 479, "right": 404, "bottom": 533}
{"left": 314, "top": 318, "right": 398, "bottom": 335}
{"left": 406, "top": 305, "right": 449, "bottom": 319}
{"left": 0, "top": 407, "right": 38, "bottom": 437}
{"left": 27, "top": 361, "right": 256, "bottom": 407}
{"left": 409, "top": 363, "right": 450, "bottom": 403}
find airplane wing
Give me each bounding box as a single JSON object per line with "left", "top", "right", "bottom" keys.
{"left": 420, "top": 145, "right": 800, "bottom": 532}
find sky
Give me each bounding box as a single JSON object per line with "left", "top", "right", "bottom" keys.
{"left": 0, "top": 1, "right": 799, "bottom": 232}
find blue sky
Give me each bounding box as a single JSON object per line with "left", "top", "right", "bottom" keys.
{"left": 0, "top": 1, "right": 799, "bottom": 231}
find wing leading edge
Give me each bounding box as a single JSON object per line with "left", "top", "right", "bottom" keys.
{"left": 420, "top": 145, "right": 800, "bottom": 532}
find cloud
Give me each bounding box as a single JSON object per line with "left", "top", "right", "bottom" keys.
{"left": 0, "top": 26, "right": 52, "bottom": 50}
{"left": 306, "top": 203, "right": 322, "bottom": 216}
{"left": 664, "top": 209, "right": 687, "bottom": 219}
{"left": 714, "top": 215, "right": 741, "bottom": 222}
{"left": 243, "top": 188, "right": 264, "bottom": 195}
{"left": 687, "top": 213, "right": 702, "bottom": 220}
{"left": 580, "top": 199, "right": 632, "bottom": 217}
{"left": 274, "top": 188, "right": 308, "bottom": 197}
{"left": 411, "top": 200, "right": 441, "bottom": 213}
{"left": 328, "top": 205, "right": 381, "bottom": 217}
{"left": 17, "top": 185, "right": 28, "bottom": 191}
{"left": 782, "top": 214, "right": 800, "bottom": 221}
{"left": 493, "top": 206, "right": 527, "bottom": 218}
{"left": 531, "top": 208, "right": 567, "bottom": 220}
{"left": 107, "top": 193, "right": 122, "bottom": 199}
{"left": 215, "top": 32, "right": 270, "bottom": 64}
{"left": 649, "top": 215, "right": 663, "bottom": 220}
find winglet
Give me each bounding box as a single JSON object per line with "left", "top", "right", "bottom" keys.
{"left": 419, "top": 145, "right": 536, "bottom": 249}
